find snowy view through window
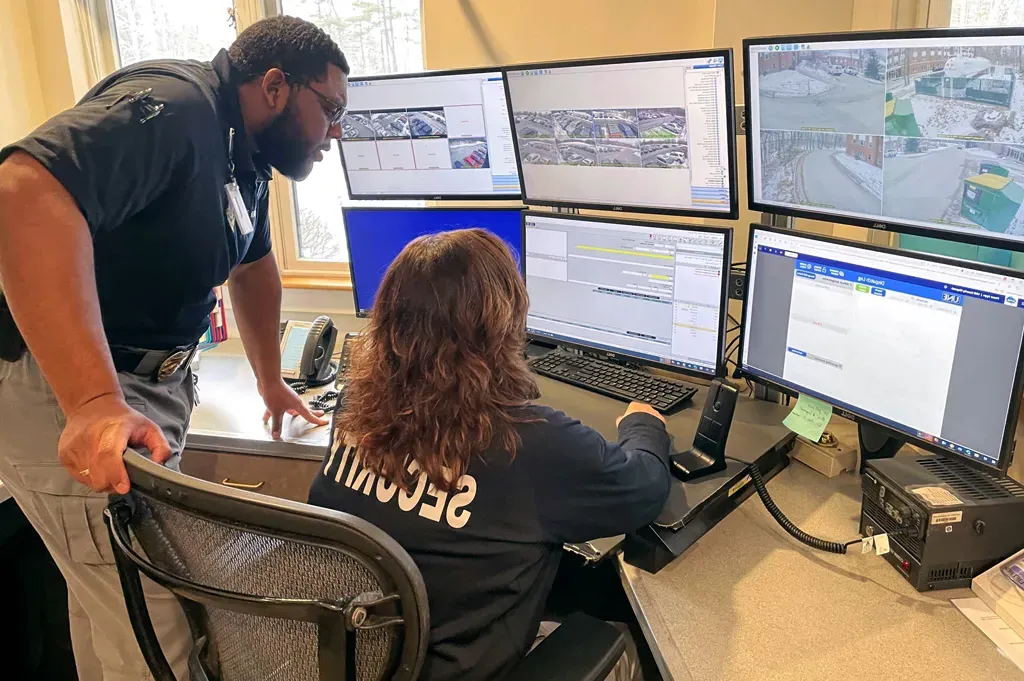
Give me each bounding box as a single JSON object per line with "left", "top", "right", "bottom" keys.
{"left": 112, "top": 0, "right": 237, "bottom": 66}
{"left": 285, "top": 0, "right": 423, "bottom": 262}
{"left": 951, "top": 0, "right": 1024, "bottom": 27}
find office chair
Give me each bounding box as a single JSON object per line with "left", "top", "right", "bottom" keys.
{"left": 106, "top": 450, "right": 627, "bottom": 681}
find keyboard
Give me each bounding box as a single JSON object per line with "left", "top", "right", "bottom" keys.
{"left": 529, "top": 348, "right": 697, "bottom": 414}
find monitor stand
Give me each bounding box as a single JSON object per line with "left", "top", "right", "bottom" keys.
{"left": 858, "top": 421, "right": 903, "bottom": 472}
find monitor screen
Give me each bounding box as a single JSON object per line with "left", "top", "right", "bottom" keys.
{"left": 741, "top": 225, "right": 1024, "bottom": 471}
{"left": 524, "top": 212, "right": 730, "bottom": 377}
{"left": 344, "top": 207, "right": 524, "bottom": 316}
{"left": 339, "top": 68, "right": 521, "bottom": 199}
{"left": 504, "top": 51, "right": 737, "bottom": 217}
{"left": 746, "top": 29, "right": 1024, "bottom": 248}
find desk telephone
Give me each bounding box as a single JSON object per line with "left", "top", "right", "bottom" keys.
{"left": 279, "top": 316, "right": 338, "bottom": 387}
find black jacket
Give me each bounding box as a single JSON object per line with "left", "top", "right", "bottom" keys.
{"left": 307, "top": 405, "right": 671, "bottom": 681}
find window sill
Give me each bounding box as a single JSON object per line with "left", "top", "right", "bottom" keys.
{"left": 280, "top": 274, "right": 353, "bottom": 291}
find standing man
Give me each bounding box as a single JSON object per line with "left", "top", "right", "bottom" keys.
{"left": 0, "top": 16, "right": 347, "bottom": 680}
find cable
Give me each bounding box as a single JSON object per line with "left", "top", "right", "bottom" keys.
{"left": 728, "top": 456, "right": 857, "bottom": 554}
{"left": 725, "top": 335, "right": 740, "bottom": 359}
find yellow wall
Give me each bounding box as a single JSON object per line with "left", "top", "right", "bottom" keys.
{"left": 423, "top": 0, "right": 716, "bottom": 69}
{"left": 26, "top": 0, "right": 76, "bottom": 118}
{"left": 0, "top": 0, "right": 48, "bottom": 143}
{"left": 0, "top": 0, "right": 78, "bottom": 145}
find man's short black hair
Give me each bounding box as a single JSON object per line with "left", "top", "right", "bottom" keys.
{"left": 228, "top": 16, "right": 350, "bottom": 84}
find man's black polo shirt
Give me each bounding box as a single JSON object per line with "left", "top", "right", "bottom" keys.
{"left": 0, "top": 50, "right": 272, "bottom": 350}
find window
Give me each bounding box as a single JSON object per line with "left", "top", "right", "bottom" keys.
{"left": 110, "top": 0, "right": 237, "bottom": 67}
{"left": 951, "top": 0, "right": 1024, "bottom": 26}
{"left": 281, "top": 0, "right": 424, "bottom": 265}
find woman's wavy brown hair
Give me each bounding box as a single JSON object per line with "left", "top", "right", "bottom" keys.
{"left": 338, "top": 228, "right": 539, "bottom": 493}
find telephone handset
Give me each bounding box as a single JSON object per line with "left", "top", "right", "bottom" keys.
{"left": 279, "top": 315, "right": 339, "bottom": 386}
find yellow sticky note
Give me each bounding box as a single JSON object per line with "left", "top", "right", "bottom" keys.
{"left": 782, "top": 394, "right": 832, "bottom": 442}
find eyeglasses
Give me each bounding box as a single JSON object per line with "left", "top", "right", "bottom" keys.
{"left": 283, "top": 72, "right": 347, "bottom": 127}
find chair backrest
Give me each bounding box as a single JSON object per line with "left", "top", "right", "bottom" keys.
{"left": 107, "top": 449, "right": 429, "bottom": 681}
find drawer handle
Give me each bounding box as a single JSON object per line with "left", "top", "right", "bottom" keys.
{"left": 220, "top": 478, "right": 265, "bottom": 491}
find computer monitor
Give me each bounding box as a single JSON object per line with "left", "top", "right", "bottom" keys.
{"left": 339, "top": 67, "right": 521, "bottom": 200}
{"left": 745, "top": 28, "right": 1024, "bottom": 249}
{"left": 740, "top": 224, "right": 1024, "bottom": 473}
{"left": 504, "top": 50, "right": 738, "bottom": 218}
{"left": 344, "top": 207, "right": 524, "bottom": 316}
{"left": 523, "top": 211, "right": 731, "bottom": 378}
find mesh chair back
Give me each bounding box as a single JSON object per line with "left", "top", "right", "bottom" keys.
{"left": 114, "top": 449, "right": 428, "bottom": 681}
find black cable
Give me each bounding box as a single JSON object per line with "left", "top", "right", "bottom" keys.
{"left": 728, "top": 313, "right": 740, "bottom": 326}
{"left": 725, "top": 336, "right": 740, "bottom": 359}
{"left": 728, "top": 456, "right": 856, "bottom": 554}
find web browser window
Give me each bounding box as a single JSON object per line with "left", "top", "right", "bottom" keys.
{"left": 506, "top": 54, "right": 732, "bottom": 214}
{"left": 525, "top": 213, "right": 729, "bottom": 376}
{"left": 340, "top": 71, "right": 520, "bottom": 198}
{"left": 742, "top": 227, "right": 1024, "bottom": 468}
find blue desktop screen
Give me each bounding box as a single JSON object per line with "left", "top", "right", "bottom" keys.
{"left": 344, "top": 208, "right": 523, "bottom": 315}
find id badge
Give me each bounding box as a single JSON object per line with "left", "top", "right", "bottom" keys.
{"left": 224, "top": 180, "right": 254, "bottom": 235}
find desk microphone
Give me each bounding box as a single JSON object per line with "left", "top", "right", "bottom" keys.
{"left": 670, "top": 379, "right": 738, "bottom": 482}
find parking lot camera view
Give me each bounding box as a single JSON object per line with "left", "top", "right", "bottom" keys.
{"left": 751, "top": 36, "right": 1024, "bottom": 244}
{"left": 515, "top": 108, "right": 690, "bottom": 170}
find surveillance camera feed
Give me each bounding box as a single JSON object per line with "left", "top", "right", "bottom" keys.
{"left": 339, "top": 70, "right": 520, "bottom": 198}
{"left": 748, "top": 33, "right": 1024, "bottom": 246}
{"left": 505, "top": 53, "right": 732, "bottom": 214}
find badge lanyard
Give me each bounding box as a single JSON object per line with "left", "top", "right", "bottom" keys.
{"left": 224, "top": 127, "right": 254, "bottom": 235}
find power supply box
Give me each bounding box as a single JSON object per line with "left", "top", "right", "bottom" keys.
{"left": 859, "top": 456, "right": 1024, "bottom": 591}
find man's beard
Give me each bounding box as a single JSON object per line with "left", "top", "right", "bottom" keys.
{"left": 254, "top": 103, "right": 315, "bottom": 180}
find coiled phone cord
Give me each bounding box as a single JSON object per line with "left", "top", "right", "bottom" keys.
{"left": 730, "top": 456, "right": 861, "bottom": 554}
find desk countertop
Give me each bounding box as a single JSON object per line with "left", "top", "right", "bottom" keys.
{"left": 190, "top": 335, "right": 1024, "bottom": 681}
{"left": 620, "top": 418, "right": 1024, "bottom": 681}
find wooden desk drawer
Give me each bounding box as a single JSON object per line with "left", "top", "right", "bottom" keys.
{"left": 180, "top": 449, "right": 321, "bottom": 503}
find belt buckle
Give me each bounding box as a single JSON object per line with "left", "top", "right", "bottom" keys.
{"left": 155, "top": 345, "right": 198, "bottom": 382}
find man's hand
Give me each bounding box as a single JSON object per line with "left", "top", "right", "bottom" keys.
{"left": 58, "top": 394, "right": 172, "bottom": 494}
{"left": 616, "top": 401, "right": 666, "bottom": 427}
{"left": 259, "top": 377, "right": 329, "bottom": 439}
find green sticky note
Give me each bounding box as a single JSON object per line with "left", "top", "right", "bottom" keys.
{"left": 783, "top": 394, "right": 833, "bottom": 442}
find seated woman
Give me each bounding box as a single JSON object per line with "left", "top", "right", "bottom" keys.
{"left": 308, "top": 228, "right": 671, "bottom": 681}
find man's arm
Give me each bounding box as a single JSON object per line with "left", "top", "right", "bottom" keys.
{"left": 228, "top": 253, "right": 327, "bottom": 438}
{"left": 0, "top": 153, "right": 171, "bottom": 493}
{"left": 227, "top": 253, "right": 284, "bottom": 386}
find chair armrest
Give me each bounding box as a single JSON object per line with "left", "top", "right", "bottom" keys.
{"left": 503, "top": 613, "right": 627, "bottom": 681}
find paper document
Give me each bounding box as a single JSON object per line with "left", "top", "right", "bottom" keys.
{"left": 952, "top": 597, "right": 1024, "bottom": 673}
{"left": 782, "top": 393, "right": 832, "bottom": 442}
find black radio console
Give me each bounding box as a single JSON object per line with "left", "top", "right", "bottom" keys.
{"left": 860, "top": 456, "right": 1024, "bottom": 591}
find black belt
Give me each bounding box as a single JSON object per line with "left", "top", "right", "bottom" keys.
{"left": 0, "top": 297, "right": 26, "bottom": 362}
{"left": 1, "top": 296, "right": 195, "bottom": 381}
{"left": 110, "top": 345, "right": 199, "bottom": 382}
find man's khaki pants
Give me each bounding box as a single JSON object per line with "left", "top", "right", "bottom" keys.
{"left": 0, "top": 354, "right": 193, "bottom": 680}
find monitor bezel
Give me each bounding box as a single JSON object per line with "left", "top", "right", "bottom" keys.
{"left": 522, "top": 209, "right": 733, "bottom": 380}
{"left": 339, "top": 65, "right": 523, "bottom": 201}
{"left": 736, "top": 222, "right": 1024, "bottom": 475}
{"left": 743, "top": 27, "right": 1024, "bottom": 251}
{"left": 502, "top": 49, "right": 739, "bottom": 220}
{"left": 343, "top": 206, "right": 526, "bottom": 318}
